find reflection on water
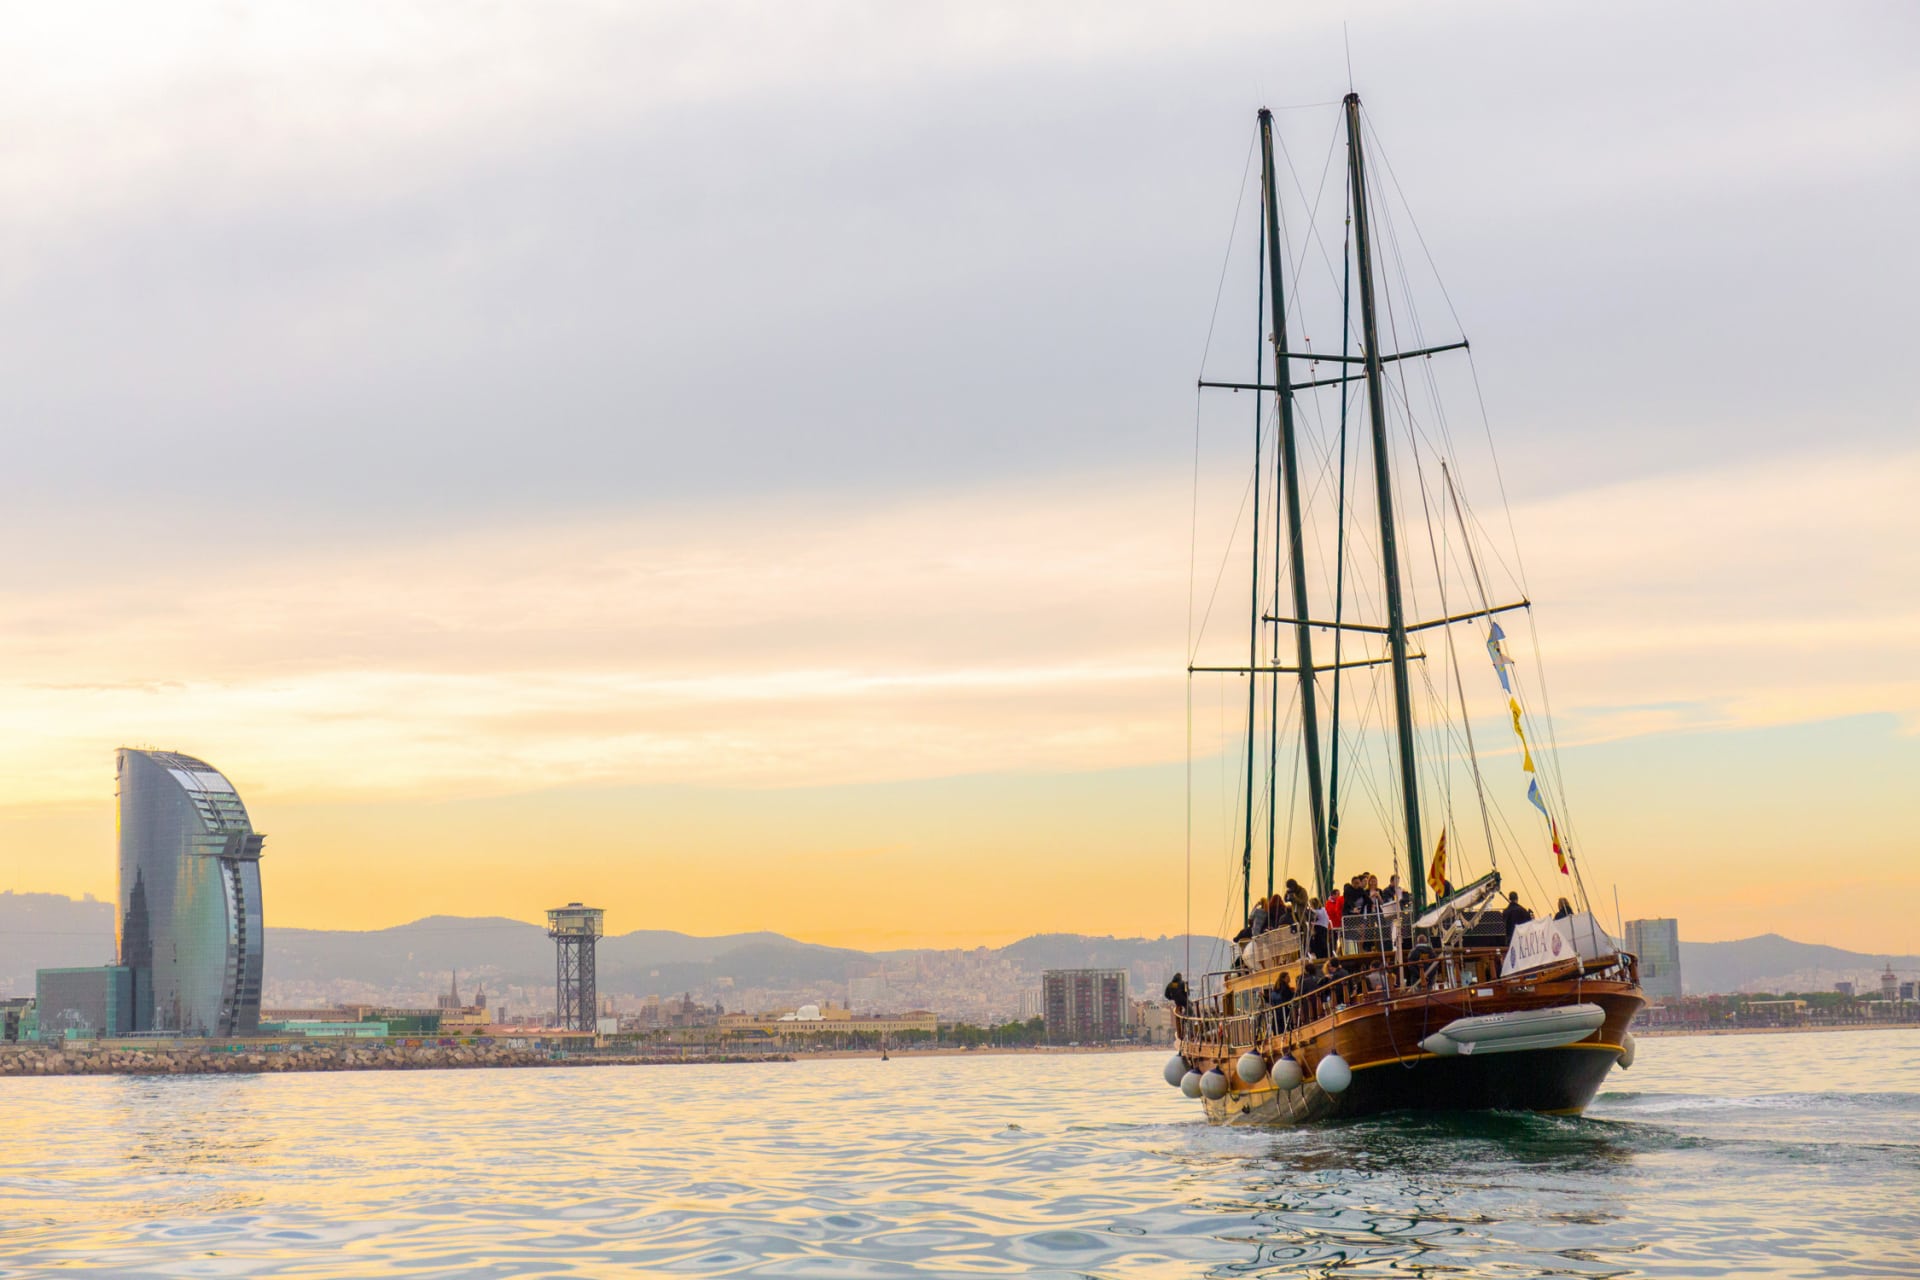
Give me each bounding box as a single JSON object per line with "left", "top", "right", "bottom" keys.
{"left": 0, "top": 1031, "right": 1914, "bottom": 1278}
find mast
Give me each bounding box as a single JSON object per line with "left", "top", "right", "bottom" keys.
{"left": 1344, "top": 92, "right": 1427, "bottom": 913}
{"left": 1258, "top": 108, "right": 1332, "bottom": 899}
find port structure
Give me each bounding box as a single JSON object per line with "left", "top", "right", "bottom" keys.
{"left": 546, "top": 903, "right": 605, "bottom": 1032}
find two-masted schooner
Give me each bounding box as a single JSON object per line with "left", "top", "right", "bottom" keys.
{"left": 1164, "top": 94, "right": 1643, "bottom": 1124}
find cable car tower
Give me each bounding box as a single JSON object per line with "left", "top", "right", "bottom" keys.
{"left": 546, "top": 902, "right": 605, "bottom": 1032}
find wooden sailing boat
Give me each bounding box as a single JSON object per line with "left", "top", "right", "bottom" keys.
{"left": 1166, "top": 95, "right": 1644, "bottom": 1124}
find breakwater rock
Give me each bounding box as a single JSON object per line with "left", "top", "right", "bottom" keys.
{"left": 0, "top": 1044, "right": 791, "bottom": 1077}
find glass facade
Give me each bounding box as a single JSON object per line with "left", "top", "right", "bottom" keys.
{"left": 116, "top": 749, "right": 266, "bottom": 1036}
{"left": 1625, "top": 917, "right": 1684, "bottom": 1000}
{"left": 34, "top": 966, "right": 133, "bottom": 1040}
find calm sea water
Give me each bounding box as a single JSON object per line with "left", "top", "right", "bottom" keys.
{"left": 1, "top": 1030, "right": 1915, "bottom": 1278}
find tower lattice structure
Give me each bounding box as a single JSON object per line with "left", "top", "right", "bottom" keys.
{"left": 546, "top": 903, "right": 605, "bottom": 1033}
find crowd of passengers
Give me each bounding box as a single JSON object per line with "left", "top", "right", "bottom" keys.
{"left": 1163, "top": 889, "right": 1579, "bottom": 1038}
{"left": 1229, "top": 872, "right": 1419, "bottom": 962}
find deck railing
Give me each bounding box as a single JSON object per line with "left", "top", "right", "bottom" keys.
{"left": 1176, "top": 941, "right": 1638, "bottom": 1053}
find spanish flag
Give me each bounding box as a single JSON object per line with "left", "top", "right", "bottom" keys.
{"left": 1428, "top": 829, "right": 1448, "bottom": 899}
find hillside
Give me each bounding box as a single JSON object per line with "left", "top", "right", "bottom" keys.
{"left": 5, "top": 890, "right": 1909, "bottom": 1005}
{"left": 1681, "top": 933, "right": 1920, "bottom": 995}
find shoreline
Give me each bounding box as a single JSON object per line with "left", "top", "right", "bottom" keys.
{"left": 808, "top": 1044, "right": 1156, "bottom": 1060}
{"left": 0, "top": 1043, "right": 793, "bottom": 1078}
{"left": 0, "top": 1040, "right": 1160, "bottom": 1079}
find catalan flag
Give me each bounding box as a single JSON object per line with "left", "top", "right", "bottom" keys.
{"left": 1428, "top": 829, "right": 1449, "bottom": 899}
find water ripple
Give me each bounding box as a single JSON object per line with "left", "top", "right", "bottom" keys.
{"left": 0, "top": 1032, "right": 1916, "bottom": 1277}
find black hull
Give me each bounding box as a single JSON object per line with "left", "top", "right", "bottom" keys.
{"left": 1206, "top": 1042, "right": 1625, "bottom": 1125}
{"left": 1334, "top": 1042, "right": 1621, "bottom": 1116}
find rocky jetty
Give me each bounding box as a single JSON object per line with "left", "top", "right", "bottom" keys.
{"left": 0, "top": 1043, "right": 789, "bottom": 1077}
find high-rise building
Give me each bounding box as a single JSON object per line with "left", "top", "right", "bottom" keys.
{"left": 1623, "top": 918, "right": 1683, "bottom": 1000}
{"left": 1042, "top": 969, "right": 1127, "bottom": 1042}
{"left": 116, "top": 749, "right": 266, "bottom": 1035}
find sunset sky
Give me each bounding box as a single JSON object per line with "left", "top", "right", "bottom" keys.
{"left": 0, "top": 2, "right": 1914, "bottom": 953}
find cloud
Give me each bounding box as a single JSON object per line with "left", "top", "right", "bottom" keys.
{"left": 0, "top": 445, "right": 1910, "bottom": 813}
{"left": 1506, "top": 446, "right": 1920, "bottom": 740}
{"left": 0, "top": 476, "right": 1196, "bottom": 804}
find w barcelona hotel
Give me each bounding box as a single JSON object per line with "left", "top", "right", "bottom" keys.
{"left": 116, "top": 748, "right": 267, "bottom": 1036}
{"left": 37, "top": 750, "right": 267, "bottom": 1041}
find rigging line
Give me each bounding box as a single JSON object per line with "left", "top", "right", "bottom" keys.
{"left": 1440, "top": 459, "right": 1505, "bottom": 867}
{"left": 1280, "top": 679, "right": 1305, "bottom": 889}
{"left": 1399, "top": 386, "right": 1490, "bottom": 874}
{"left": 1263, "top": 678, "right": 1302, "bottom": 894}
{"left": 1523, "top": 607, "right": 1588, "bottom": 906}
{"left": 1187, "top": 392, "right": 1204, "bottom": 672}
{"left": 1328, "top": 194, "right": 1354, "bottom": 893}
{"left": 1273, "top": 113, "right": 1348, "bottom": 340}
{"left": 1264, "top": 137, "right": 1293, "bottom": 903}
{"left": 1196, "top": 130, "right": 1260, "bottom": 381}
{"left": 1412, "top": 661, "right": 1472, "bottom": 889}
{"left": 1360, "top": 112, "right": 1479, "bottom": 525}
{"left": 1360, "top": 117, "right": 1472, "bottom": 346}
{"left": 1413, "top": 668, "right": 1514, "bottom": 852}
{"left": 1276, "top": 114, "right": 1361, "bottom": 339}
{"left": 1325, "top": 667, "right": 1399, "bottom": 856}
{"left": 1241, "top": 202, "right": 1268, "bottom": 928}
{"left": 1188, "top": 435, "right": 1263, "bottom": 666}
{"left": 1190, "top": 132, "right": 1260, "bottom": 683}
{"left": 1463, "top": 357, "right": 1531, "bottom": 593}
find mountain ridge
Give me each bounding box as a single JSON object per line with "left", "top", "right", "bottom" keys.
{"left": 0, "top": 892, "right": 1910, "bottom": 1001}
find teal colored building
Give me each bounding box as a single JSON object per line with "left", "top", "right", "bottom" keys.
{"left": 35, "top": 966, "right": 133, "bottom": 1041}
{"left": 259, "top": 1020, "right": 390, "bottom": 1039}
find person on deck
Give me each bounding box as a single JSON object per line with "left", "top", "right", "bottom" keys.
{"left": 1501, "top": 892, "right": 1534, "bottom": 942}
{"left": 1384, "top": 874, "right": 1408, "bottom": 909}
{"left": 1297, "top": 962, "right": 1326, "bottom": 1018}
{"left": 1554, "top": 897, "right": 1575, "bottom": 920}
{"left": 1272, "top": 970, "right": 1295, "bottom": 1027}
{"left": 1284, "top": 879, "right": 1310, "bottom": 925}
{"left": 1249, "top": 898, "right": 1269, "bottom": 938}
{"left": 1164, "top": 973, "right": 1189, "bottom": 1035}
{"left": 1310, "top": 899, "right": 1332, "bottom": 959}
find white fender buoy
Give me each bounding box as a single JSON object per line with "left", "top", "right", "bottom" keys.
{"left": 1164, "top": 1054, "right": 1190, "bottom": 1088}
{"left": 1270, "top": 1052, "right": 1304, "bottom": 1091}
{"left": 1180, "top": 1070, "right": 1203, "bottom": 1098}
{"left": 1617, "top": 1031, "right": 1636, "bottom": 1070}
{"left": 1200, "top": 1068, "right": 1230, "bottom": 1100}
{"left": 1236, "top": 1052, "right": 1268, "bottom": 1085}
{"left": 1315, "top": 1052, "right": 1352, "bottom": 1094}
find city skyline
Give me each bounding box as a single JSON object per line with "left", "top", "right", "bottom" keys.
{"left": 0, "top": 4, "right": 1914, "bottom": 953}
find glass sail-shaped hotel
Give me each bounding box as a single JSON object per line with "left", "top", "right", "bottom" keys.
{"left": 115, "top": 749, "right": 266, "bottom": 1035}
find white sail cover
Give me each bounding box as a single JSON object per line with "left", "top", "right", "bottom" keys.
{"left": 1502, "top": 912, "right": 1617, "bottom": 976}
